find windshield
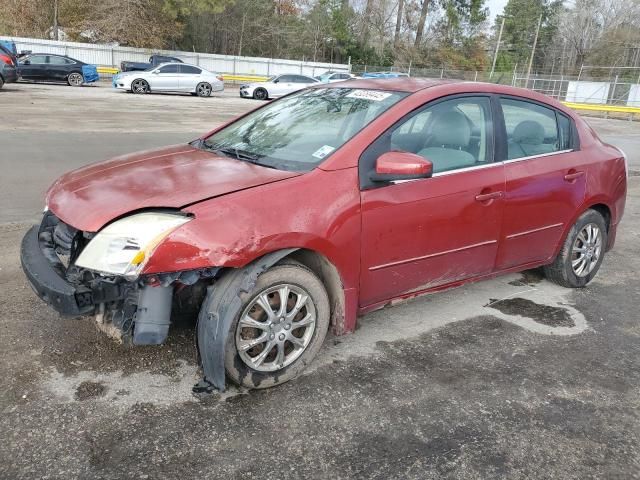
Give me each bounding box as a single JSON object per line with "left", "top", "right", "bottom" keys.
{"left": 201, "top": 88, "right": 407, "bottom": 171}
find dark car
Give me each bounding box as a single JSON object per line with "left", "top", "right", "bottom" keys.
{"left": 120, "top": 55, "right": 184, "bottom": 73}
{"left": 17, "top": 53, "right": 98, "bottom": 86}
{"left": 22, "top": 79, "right": 627, "bottom": 393}
{"left": 0, "top": 43, "right": 18, "bottom": 88}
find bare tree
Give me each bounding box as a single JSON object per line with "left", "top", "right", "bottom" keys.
{"left": 414, "top": 0, "right": 429, "bottom": 47}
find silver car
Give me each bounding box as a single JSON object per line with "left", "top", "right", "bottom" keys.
{"left": 239, "top": 74, "right": 319, "bottom": 100}
{"left": 113, "top": 63, "right": 224, "bottom": 97}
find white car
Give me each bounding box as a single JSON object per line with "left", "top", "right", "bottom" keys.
{"left": 315, "top": 71, "right": 357, "bottom": 83}
{"left": 239, "top": 74, "right": 320, "bottom": 100}
{"left": 113, "top": 63, "right": 224, "bottom": 97}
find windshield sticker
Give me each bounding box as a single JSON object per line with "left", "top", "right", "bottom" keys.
{"left": 312, "top": 145, "right": 336, "bottom": 159}
{"left": 346, "top": 90, "right": 393, "bottom": 101}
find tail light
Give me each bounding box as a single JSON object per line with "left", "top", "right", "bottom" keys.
{"left": 216, "top": 75, "right": 224, "bottom": 82}
{"left": 0, "top": 54, "right": 14, "bottom": 66}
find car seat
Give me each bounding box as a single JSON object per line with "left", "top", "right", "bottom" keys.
{"left": 508, "top": 120, "right": 555, "bottom": 159}
{"left": 417, "top": 111, "right": 476, "bottom": 173}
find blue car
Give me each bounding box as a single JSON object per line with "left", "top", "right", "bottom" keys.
{"left": 360, "top": 71, "right": 410, "bottom": 79}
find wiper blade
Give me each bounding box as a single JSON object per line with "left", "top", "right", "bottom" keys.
{"left": 199, "top": 142, "right": 278, "bottom": 169}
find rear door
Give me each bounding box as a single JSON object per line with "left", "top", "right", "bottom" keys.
{"left": 359, "top": 95, "right": 505, "bottom": 306}
{"left": 178, "top": 65, "right": 202, "bottom": 91}
{"left": 495, "top": 96, "right": 585, "bottom": 269}
{"left": 46, "top": 55, "right": 73, "bottom": 81}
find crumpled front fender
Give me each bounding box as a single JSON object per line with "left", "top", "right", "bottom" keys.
{"left": 194, "top": 248, "right": 297, "bottom": 393}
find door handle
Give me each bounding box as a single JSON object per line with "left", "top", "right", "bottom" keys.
{"left": 564, "top": 171, "right": 584, "bottom": 181}
{"left": 475, "top": 191, "right": 503, "bottom": 202}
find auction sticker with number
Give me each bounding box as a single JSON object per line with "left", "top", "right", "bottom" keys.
{"left": 346, "top": 90, "right": 393, "bottom": 101}
{"left": 312, "top": 145, "right": 336, "bottom": 159}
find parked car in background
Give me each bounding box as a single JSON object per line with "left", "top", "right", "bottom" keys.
{"left": 0, "top": 43, "right": 18, "bottom": 89}
{"left": 21, "top": 79, "right": 627, "bottom": 394}
{"left": 361, "top": 71, "right": 409, "bottom": 79}
{"left": 17, "top": 53, "right": 98, "bottom": 86}
{"left": 120, "top": 55, "right": 184, "bottom": 73}
{"left": 113, "top": 62, "right": 224, "bottom": 97}
{"left": 315, "top": 71, "right": 357, "bottom": 83}
{"left": 239, "top": 74, "right": 319, "bottom": 100}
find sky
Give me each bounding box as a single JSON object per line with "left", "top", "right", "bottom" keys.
{"left": 486, "top": 0, "right": 509, "bottom": 22}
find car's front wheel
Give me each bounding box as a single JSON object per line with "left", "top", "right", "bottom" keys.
{"left": 543, "top": 209, "right": 608, "bottom": 287}
{"left": 253, "top": 87, "right": 268, "bottom": 100}
{"left": 67, "top": 72, "right": 83, "bottom": 87}
{"left": 131, "top": 79, "right": 149, "bottom": 94}
{"left": 216, "top": 261, "right": 330, "bottom": 389}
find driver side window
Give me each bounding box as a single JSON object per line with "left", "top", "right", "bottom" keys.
{"left": 389, "top": 96, "right": 493, "bottom": 174}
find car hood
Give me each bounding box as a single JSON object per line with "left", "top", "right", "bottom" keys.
{"left": 46, "top": 144, "right": 302, "bottom": 232}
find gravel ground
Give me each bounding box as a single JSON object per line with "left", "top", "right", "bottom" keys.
{"left": 1, "top": 81, "right": 639, "bottom": 479}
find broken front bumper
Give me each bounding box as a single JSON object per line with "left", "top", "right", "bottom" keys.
{"left": 21, "top": 225, "right": 95, "bottom": 316}
{"left": 20, "top": 224, "right": 124, "bottom": 317}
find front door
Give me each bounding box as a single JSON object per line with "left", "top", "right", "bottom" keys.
{"left": 19, "top": 54, "right": 47, "bottom": 80}
{"left": 359, "top": 95, "right": 505, "bottom": 306}
{"left": 149, "top": 64, "right": 180, "bottom": 91}
{"left": 495, "top": 97, "right": 586, "bottom": 269}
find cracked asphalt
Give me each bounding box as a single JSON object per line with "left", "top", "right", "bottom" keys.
{"left": 1, "top": 82, "right": 639, "bottom": 479}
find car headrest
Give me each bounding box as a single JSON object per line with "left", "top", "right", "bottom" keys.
{"left": 513, "top": 120, "right": 545, "bottom": 145}
{"left": 431, "top": 111, "right": 471, "bottom": 148}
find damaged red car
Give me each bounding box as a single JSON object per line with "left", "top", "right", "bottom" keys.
{"left": 21, "top": 79, "right": 627, "bottom": 392}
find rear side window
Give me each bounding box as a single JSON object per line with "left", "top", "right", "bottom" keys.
{"left": 500, "top": 98, "right": 572, "bottom": 159}
{"left": 180, "top": 65, "right": 201, "bottom": 74}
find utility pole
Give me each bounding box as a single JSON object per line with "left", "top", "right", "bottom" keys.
{"left": 526, "top": 13, "right": 543, "bottom": 87}
{"left": 53, "top": 0, "right": 59, "bottom": 40}
{"left": 490, "top": 16, "right": 505, "bottom": 80}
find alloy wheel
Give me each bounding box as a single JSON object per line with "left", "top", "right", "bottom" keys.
{"left": 235, "top": 283, "right": 316, "bottom": 372}
{"left": 68, "top": 73, "right": 83, "bottom": 87}
{"left": 131, "top": 79, "right": 148, "bottom": 94}
{"left": 197, "top": 83, "right": 212, "bottom": 97}
{"left": 571, "top": 223, "right": 603, "bottom": 277}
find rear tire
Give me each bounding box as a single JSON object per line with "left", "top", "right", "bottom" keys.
{"left": 196, "top": 82, "right": 212, "bottom": 97}
{"left": 253, "top": 87, "right": 268, "bottom": 100}
{"left": 222, "top": 261, "right": 330, "bottom": 389}
{"left": 543, "top": 209, "right": 607, "bottom": 288}
{"left": 67, "top": 72, "right": 83, "bottom": 87}
{"left": 0, "top": 76, "right": 4, "bottom": 89}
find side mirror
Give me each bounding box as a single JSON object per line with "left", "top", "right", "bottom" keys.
{"left": 152, "top": 70, "right": 159, "bottom": 74}
{"left": 370, "top": 151, "right": 433, "bottom": 183}
{"left": 273, "top": 78, "right": 279, "bottom": 83}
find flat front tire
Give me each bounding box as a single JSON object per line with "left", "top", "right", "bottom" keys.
{"left": 224, "top": 261, "right": 330, "bottom": 389}
{"left": 543, "top": 209, "right": 608, "bottom": 288}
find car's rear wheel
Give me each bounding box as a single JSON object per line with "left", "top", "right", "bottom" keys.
{"left": 222, "top": 261, "right": 330, "bottom": 389}
{"left": 253, "top": 87, "right": 268, "bottom": 100}
{"left": 67, "top": 72, "right": 83, "bottom": 87}
{"left": 131, "top": 79, "right": 149, "bottom": 94}
{"left": 196, "top": 82, "right": 212, "bottom": 97}
{"left": 543, "top": 209, "right": 608, "bottom": 288}
{"left": 0, "top": 76, "right": 4, "bottom": 89}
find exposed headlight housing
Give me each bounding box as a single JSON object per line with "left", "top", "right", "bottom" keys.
{"left": 75, "top": 212, "right": 192, "bottom": 280}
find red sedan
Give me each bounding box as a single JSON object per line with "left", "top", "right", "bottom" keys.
{"left": 21, "top": 79, "right": 627, "bottom": 392}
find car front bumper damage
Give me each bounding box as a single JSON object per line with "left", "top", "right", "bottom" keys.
{"left": 20, "top": 213, "right": 218, "bottom": 346}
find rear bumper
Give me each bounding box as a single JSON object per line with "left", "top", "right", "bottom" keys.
{"left": 20, "top": 225, "right": 94, "bottom": 316}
